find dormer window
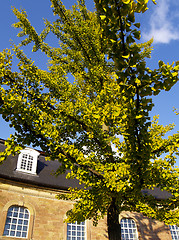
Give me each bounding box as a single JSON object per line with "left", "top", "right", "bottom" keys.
{"left": 16, "top": 148, "right": 40, "bottom": 175}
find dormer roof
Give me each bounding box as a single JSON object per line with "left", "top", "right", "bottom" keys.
{"left": 16, "top": 147, "right": 40, "bottom": 175}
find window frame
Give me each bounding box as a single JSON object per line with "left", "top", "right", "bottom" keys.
{"left": 16, "top": 148, "right": 40, "bottom": 175}
{"left": 67, "top": 221, "right": 86, "bottom": 240}
{"left": 0, "top": 201, "right": 34, "bottom": 240}
{"left": 120, "top": 218, "right": 138, "bottom": 240}
{"left": 3, "top": 206, "right": 30, "bottom": 239}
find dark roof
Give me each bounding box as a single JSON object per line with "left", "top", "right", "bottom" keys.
{"left": 0, "top": 139, "right": 81, "bottom": 191}
{"left": 141, "top": 188, "right": 172, "bottom": 200}
{"left": 0, "top": 139, "right": 172, "bottom": 199}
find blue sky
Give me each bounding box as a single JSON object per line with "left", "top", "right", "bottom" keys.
{"left": 0, "top": 0, "right": 179, "bottom": 165}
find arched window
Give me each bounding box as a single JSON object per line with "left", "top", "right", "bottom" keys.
{"left": 169, "top": 225, "right": 179, "bottom": 240}
{"left": 120, "top": 218, "right": 138, "bottom": 240}
{"left": 3, "top": 206, "right": 30, "bottom": 238}
{"left": 67, "top": 221, "right": 86, "bottom": 240}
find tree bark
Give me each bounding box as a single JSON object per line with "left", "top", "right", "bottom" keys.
{"left": 107, "top": 197, "right": 121, "bottom": 240}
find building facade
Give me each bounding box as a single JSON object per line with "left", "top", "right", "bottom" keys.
{"left": 0, "top": 139, "right": 178, "bottom": 240}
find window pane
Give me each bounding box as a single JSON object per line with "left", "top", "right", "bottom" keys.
{"left": 18, "top": 219, "right": 23, "bottom": 224}
{"left": 13, "top": 212, "right": 18, "bottom": 217}
{"left": 3, "top": 230, "right": 9, "bottom": 235}
{"left": 24, "top": 220, "right": 28, "bottom": 225}
{"left": 4, "top": 224, "right": 10, "bottom": 230}
{"left": 22, "top": 232, "right": 27, "bottom": 238}
{"left": 12, "top": 219, "right": 17, "bottom": 224}
{"left": 10, "top": 231, "right": 15, "bottom": 236}
{"left": 11, "top": 225, "right": 16, "bottom": 230}
{"left": 17, "top": 231, "right": 21, "bottom": 237}
{"left": 121, "top": 218, "right": 138, "bottom": 240}
{"left": 3, "top": 206, "right": 30, "bottom": 238}
{"left": 17, "top": 225, "right": 22, "bottom": 230}
{"left": 6, "top": 218, "right": 11, "bottom": 223}
{"left": 19, "top": 213, "right": 24, "bottom": 218}
{"left": 7, "top": 211, "right": 12, "bottom": 217}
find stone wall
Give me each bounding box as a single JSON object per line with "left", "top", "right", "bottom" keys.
{"left": 120, "top": 211, "right": 172, "bottom": 240}
{"left": 0, "top": 179, "right": 172, "bottom": 240}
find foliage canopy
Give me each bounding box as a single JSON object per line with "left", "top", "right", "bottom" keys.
{"left": 0, "top": 0, "right": 179, "bottom": 238}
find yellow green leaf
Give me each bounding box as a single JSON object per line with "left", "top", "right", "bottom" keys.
{"left": 135, "top": 78, "right": 140, "bottom": 85}
{"left": 172, "top": 72, "right": 178, "bottom": 77}
{"left": 152, "top": 0, "right": 157, "bottom": 5}
{"left": 122, "top": 0, "right": 130, "bottom": 4}
{"left": 110, "top": 39, "right": 116, "bottom": 43}
{"left": 100, "top": 15, "right": 106, "bottom": 20}
{"left": 136, "top": 115, "right": 143, "bottom": 119}
{"left": 122, "top": 54, "right": 130, "bottom": 59}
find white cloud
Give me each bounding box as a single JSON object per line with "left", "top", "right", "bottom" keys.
{"left": 142, "top": 0, "right": 179, "bottom": 44}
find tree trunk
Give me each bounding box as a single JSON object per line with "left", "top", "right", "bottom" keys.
{"left": 107, "top": 197, "right": 121, "bottom": 240}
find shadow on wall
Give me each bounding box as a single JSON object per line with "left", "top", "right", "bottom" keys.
{"left": 131, "top": 212, "right": 171, "bottom": 240}
{"left": 101, "top": 211, "right": 171, "bottom": 240}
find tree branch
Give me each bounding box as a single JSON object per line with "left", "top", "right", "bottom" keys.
{"left": 2, "top": 74, "right": 114, "bottom": 162}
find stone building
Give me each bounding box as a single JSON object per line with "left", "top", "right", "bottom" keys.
{"left": 0, "top": 139, "right": 178, "bottom": 240}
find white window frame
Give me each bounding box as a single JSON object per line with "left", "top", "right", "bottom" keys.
{"left": 16, "top": 147, "right": 40, "bottom": 174}
{"left": 67, "top": 221, "right": 86, "bottom": 240}
{"left": 121, "top": 218, "right": 138, "bottom": 240}
{"left": 169, "top": 225, "right": 179, "bottom": 240}
{"left": 3, "top": 206, "right": 30, "bottom": 238}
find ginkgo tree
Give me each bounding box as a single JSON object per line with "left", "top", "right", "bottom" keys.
{"left": 0, "top": 0, "right": 179, "bottom": 239}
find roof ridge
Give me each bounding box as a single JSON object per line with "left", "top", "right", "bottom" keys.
{"left": 0, "top": 138, "right": 5, "bottom": 144}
